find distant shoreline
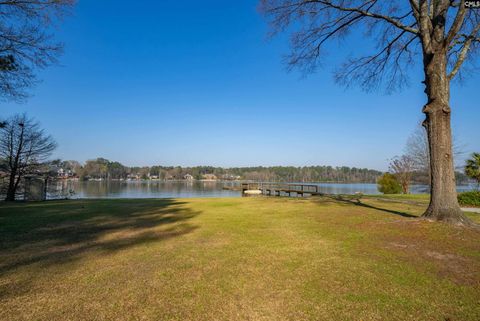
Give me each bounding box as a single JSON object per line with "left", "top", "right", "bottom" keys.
{"left": 60, "top": 178, "right": 477, "bottom": 187}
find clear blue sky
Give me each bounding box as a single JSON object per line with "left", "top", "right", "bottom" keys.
{"left": 1, "top": 0, "right": 478, "bottom": 170}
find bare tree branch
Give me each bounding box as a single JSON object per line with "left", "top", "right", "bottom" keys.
{"left": 445, "top": 0, "right": 466, "bottom": 45}
{"left": 335, "top": 28, "right": 418, "bottom": 92}
{"left": 448, "top": 21, "right": 480, "bottom": 80}
{"left": 0, "top": 0, "right": 74, "bottom": 101}
{"left": 309, "top": 1, "right": 419, "bottom": 34}
{"left": 417, "top": 0, "right": 433, "bottom": 53}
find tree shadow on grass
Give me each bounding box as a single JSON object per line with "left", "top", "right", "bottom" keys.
{"left": 0, "top": 199, "right": 199, "bottom": 277}
{"left": 313, "top": 195, "right": 418, "bottom": 218}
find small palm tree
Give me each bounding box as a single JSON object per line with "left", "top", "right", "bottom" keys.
{"left": 465, "top": 153, "right": 480, "bottom": 188}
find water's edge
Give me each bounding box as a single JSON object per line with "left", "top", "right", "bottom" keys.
{"left": 45, "top": 180, "right": 476, "bottom": 199}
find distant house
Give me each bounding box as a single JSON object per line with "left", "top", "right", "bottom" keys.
{"left": 127, "top": 174, "right": 140, "bottom": 180}
{"left": 184, "top": 174, "right": 194, "bottom": 181}
{"left": 57, "top": 168, "right": 67, "bottom": 179}
{"left": 202, "top": 174, "right": 217, "bottom": 181}
{"left": 221, "top": 174, "right": 241, "bottom": 181}
{"left": 56, "top": 168, "right": 75, "bottom": 179}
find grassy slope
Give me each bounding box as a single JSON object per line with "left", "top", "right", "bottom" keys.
{"left": 0, "top": 197, "right": 479, "bottom": 321}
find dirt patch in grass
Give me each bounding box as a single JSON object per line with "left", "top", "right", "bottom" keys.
{"left": 352, "top": 205, "right": 480, "bottom": 287}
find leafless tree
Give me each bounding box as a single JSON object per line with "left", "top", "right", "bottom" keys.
{"left": 0, "top": 0, "right": 75, "bottom": 101}
{"left": 390, "top": 155, "right": 415, "bottom": 194}
{"left": 0, "top": 114, "right": 57, "bottom": 201}
{"left": 406, "top": 126, "right": 431, "bottom": 177}
{"left": 261, "top": 0, "right": 479, "bottom": 224}
{"left": 406, "top": 124, "right": 465, "bottom": 185}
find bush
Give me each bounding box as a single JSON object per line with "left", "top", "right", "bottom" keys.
{"left": 377, "top": 173, "right": 402, "bottom": 194}
{"left": 457, "top": 191, "right": 480, "bottom": 207}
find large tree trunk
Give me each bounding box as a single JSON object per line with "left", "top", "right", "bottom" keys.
{"left": 5, "top": 172, "right": 17, "bottom": 201}
{"left": 421, "top": 50, "right": 470, "bottom": 225}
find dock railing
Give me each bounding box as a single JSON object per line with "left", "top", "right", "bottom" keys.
{"left": 241, "top": 182, "right": 321, "bottom": 196}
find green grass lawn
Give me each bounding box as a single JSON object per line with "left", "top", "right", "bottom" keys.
{"left": 365, "top": 193, "right": 431, "bottom": 202}
{"left": 1, "top": 197, "right": 479, "bottom": 321}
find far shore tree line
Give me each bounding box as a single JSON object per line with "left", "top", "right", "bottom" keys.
{"left": 52, "top": 156, "right": 472, "bottom": 186}
{"left": 43, "top": 158, "right": 385, "bottom": 184}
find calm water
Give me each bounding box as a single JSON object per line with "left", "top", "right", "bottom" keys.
{"left": 50, "top": 181, "right": 239, "bottom": 199}
{"left": 48, "top": 180, "right": 477, "bottom": 199}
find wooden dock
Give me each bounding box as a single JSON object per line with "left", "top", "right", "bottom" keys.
{"left": 240, "top": 182, "right": 323, "bottom": 197}
{"left": 224, "top": 182, "right": 364, "bottom": 201}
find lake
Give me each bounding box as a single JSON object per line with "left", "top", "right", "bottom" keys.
{"left": 48, "top": 180, "right": 477, "bottom": 199}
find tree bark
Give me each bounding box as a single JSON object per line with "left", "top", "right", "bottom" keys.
{"left": 401, "top": 182, "right": 409, "bottom": 195}
{"left": 421, "top": 50, "right": 470, "bottom": 225}
{"left": 5, "top": 171, "right": 17, "bottom": 201}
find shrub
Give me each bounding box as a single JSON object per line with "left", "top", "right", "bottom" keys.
{"left": 377, "top": 173, "right": 402, "bottom": 194}
{"left": 457, "top": 191, "right": 480, "bottom": 207}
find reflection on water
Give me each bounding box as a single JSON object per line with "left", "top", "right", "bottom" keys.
{"left": 48, "top": 180, "right": 477, "bottom": 199}
{"left": 50, "top": 180, "right": 240, "bottom": 199}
